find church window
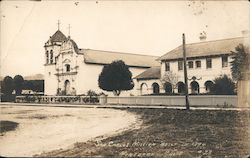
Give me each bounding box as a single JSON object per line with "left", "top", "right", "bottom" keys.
{"left": 50, "top": 50, "right": 53, "bottom": 64}
{"left": 65, "top": 64, "right": 70, "bottom": 72}
{"left": 195, "top": 60, "right": 201, "bottom": 68}
{"left": 165, "top": 62, "right": 170, "bottom": 71}
{"left": 178, "top": 61, "right": 183, "bottom": 71}
{"left": 206, "top": 58, "right": 212, "bottom": 69}
{"left": 222, "top": 55, "right": 228, "bottom": 68}
{"left": 188, "top": 61, "right": 193, "bottom": 69}
{"left": 46, "top": 51, "right": 49, "bottom": 64}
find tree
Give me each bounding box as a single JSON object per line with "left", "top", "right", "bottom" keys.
{"left": 98, "top": 60, "right": 134, "bottom": 96}
{"left": 212, "top": 75, "right": 235, "bottom": 95}
{"left": 1, "top": 76, "right": 14, "bottom": 95}
{"left": 22, "top": 80, "right": 44, "bottom": 92}
{"left": 13, "top": 75, "right": 24, "bottom": 95}
{"left": 31, "top": 80, "right": 44, "bottom": 92}
{"left": 160, "top": 71, "right": 178, "bottom": 93}
{"left": 86, "top": 90, "right": 97, "bottom": 96}
{"left": 230, "top": 44, "right": 248, "bottom": 81}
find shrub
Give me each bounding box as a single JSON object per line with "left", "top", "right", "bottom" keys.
{"left": 212, "top": 75, "right": 236, "bottom": 95}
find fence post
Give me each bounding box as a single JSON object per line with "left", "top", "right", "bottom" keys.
{"left": 99, "top": 94, "right": 107, "bottom": 105}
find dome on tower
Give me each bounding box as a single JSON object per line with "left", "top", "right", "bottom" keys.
{"left": 69, "top": 38, "right": 79, "bottom": 53}
{"left": 60, "top": 36, "right": 79, "bottom": 54}
{"left": 48, "top": 30, "right": 67, "bottom": 43}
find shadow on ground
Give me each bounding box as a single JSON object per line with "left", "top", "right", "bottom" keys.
{"left": 0, "top": 121, "right": 19, "bottom": 135}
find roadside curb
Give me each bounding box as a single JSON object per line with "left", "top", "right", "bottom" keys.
{"left": 1, "top": 102, "right": 249, "bottom": 111}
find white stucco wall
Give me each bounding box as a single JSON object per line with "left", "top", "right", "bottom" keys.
{"left": 45, "top": 39, "right": 234, "bottom": 96}
{"left": 160, "top": 55, "right": 233, "bottom": 93}
{"left": 44, "top": 39, "right": 149, "bottom": 96}
{"left": 136, "top": 79, "right": 163, "bottom": 95}
{"left": 44, "top": 42, "right": 62, "bottom": 95}
{"left": 44, "top": 64, "right": 58, "bottom": 95}
{"left": 76, "top": 62, "right": 148, "bottom": 96}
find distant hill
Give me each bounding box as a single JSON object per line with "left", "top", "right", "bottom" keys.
{"left": 24, "top": 74, "right": 44, "bottom": 80}
{"left": 0, "top": 74, "right": 44, "bottom": 81}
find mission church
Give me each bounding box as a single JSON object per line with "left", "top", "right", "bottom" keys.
{"left": 44, "top": 22, "right": 249, "bottom": 96}
{"left": 44, "top": 28, "right": 159, "bottom": 96}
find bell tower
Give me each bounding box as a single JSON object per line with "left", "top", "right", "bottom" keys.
{"left": 44, "top": 22, "right": 67, "bottom": 95}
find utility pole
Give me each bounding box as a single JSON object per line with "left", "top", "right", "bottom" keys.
{"left": 182, "top": 33, "right": 190, "bottom": 110}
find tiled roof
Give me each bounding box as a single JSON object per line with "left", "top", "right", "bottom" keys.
{"left": 134, "top": 67, "right": 161, "bottom": 79}
{"left": 158, "top": 37, "right": 244, "bottom": 61}
{"left": 78, "top": 49, "right": 160, "bottom": 68}
{"left": 49, "top": 30, "right": 67, "bottom": 42}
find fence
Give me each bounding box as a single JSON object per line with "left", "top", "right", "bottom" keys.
{"left": 15, "top": 95, "right": 99, "bottom": 104}
{"left": 104, "top": 95, "right": 238, "bottom": 107}
{"left": 15, "top": 95, "right": 239, "bottom": 108}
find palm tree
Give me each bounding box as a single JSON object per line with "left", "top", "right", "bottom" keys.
{"left": 230, "top": 44, "right": 248, "bottom": 81}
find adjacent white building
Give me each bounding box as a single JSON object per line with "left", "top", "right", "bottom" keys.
{"left": 135, "top": 37, "right": 244, "bottom": 95}
{"left": 44, "top": 30, "right": 159, "bottom": 96}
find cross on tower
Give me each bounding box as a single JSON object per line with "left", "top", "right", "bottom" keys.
{"left": 68, "top": 24, "right": 71, "bottom": 37}
{"left": 57, "top": 20, "right": 61, "bottom": 30}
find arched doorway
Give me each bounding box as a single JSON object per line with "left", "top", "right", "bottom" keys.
{"left": 140, "top": 83, "right": 148, "bottom": 95}
{"left": 177, "top": 82, "right": 185, "bottom": 94}
{"left": 152, "top": 83, "right": 160, "bottom": 94}
{"left": 64, "top": 80, "right": 71, "bottom": 95}
{"left": 164, "top": 82, "right": 172, "bottom": 94}
{"left": 190, "top": 81, "right": 199, "bottom": 94}
{"left": 205, "top": 80, "right": 214, "bottom": 93}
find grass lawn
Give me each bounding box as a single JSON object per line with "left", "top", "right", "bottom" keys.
{"left": 38, "top": 108, "right": 250, "bottom": 157}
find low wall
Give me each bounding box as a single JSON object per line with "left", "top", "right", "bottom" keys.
{"left": 106, "top": 95, "right": 238, "bottom": 108}
{"left": 15, "top": 95, "right": 239, "bottom": 108}
{"left": 15, "top": 95, "right": 99, "bottom": 104}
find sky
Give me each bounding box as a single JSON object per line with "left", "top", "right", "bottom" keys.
{"left": 0, "top": 0, "right": 249, "bottom": 77}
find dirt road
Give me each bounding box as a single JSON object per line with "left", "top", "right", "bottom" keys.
{"left": 0, "top": 105, "right": 140, "bottom": 157}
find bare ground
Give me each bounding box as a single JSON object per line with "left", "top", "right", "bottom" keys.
{"left": 0, "top": 105, "right": 140, "bottom": 157}
{"left": 39, "top": 108, "right": 250, "bottom": 158}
